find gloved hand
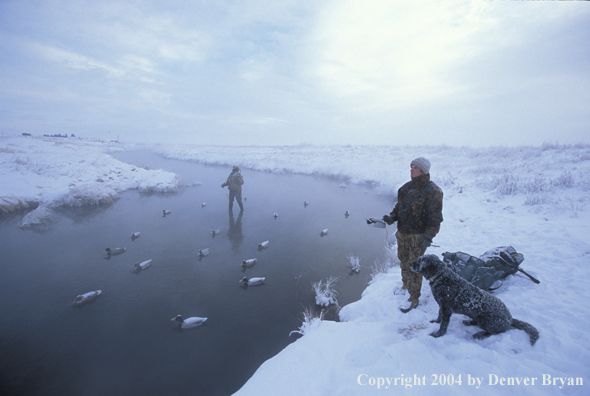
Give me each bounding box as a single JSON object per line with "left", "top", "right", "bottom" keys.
{"left": 382, "top": 215, "right": 395, "bottom": 225}
{"left": 419, "top": 235, "right": 433, "bottom": 249}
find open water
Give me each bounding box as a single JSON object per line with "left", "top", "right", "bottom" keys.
{"left": 0, "top": 151, "right": 393, "bottom": 396}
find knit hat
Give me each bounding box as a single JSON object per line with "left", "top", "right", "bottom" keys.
{"left": 232, "top": 166, "right": 240, "bottom": 172}
{"left": 411, "top": 157, "right": 431, "bottom": 174}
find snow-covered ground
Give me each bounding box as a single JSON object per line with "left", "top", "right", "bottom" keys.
{"left": 1, "top": 135, "right": 589, "bottom": 395}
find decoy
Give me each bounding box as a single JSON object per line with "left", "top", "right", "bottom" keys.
{"left": 320, "top": 229, "right": 328, "bottom": 236}
{"left": 72, "top": 290, "right": 102, "bottom": 306}
{"left": 198, "top": 248, "right": 210, "bottom": 257}
{"left": 163, "top": 210, "right": 172, "bottom": 216}
{"left": 258, "top": 240, "right": 270, "bottom": 249}
{"left": 239, "top": 277, "right": 265, "bottom": 286}
{"left": 273, "top": 212, "right": 278, "bottom": 219}
{"left": 131, "top": 232, "right": 141, "bottom": 240}
{"left": 171, "top": 315, "right": 207, "bottom": 329}
{"left": 105, "top": 247, "right": 126, "bottom": 256}
{"left": 133, "top": 259, "right": 152, "bottom": 270}
{"left": 212, "top": 229, "right": 221, "bottom": 236}
{"left": 241, "top": 258, "right": 257, "bottom": 268}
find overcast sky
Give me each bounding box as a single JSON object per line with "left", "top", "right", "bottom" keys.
{"left": 1, "top": 0, "right": 588, "bottom": 146}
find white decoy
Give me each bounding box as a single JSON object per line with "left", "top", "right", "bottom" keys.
{"left": 320, "top": 229, "right": 328, "bottom": 236}
{"left": 241, "top": 258, "right": 257, "bottom": 268}
{"left": 198, "top": 248, "right": 210, "bottom": 257}
{"left": 303, "top": 201, "right": 309, "bottom": 207}
{"left": 211, "top": 229, "right": 221, "bottom": 236}
{"left": 240, "top": 277, "right": 265, "bottom": 286}
{"left": 345, "top": 210, "right": 350, "bottom": 216}
{"left": 258, "top": 240, "right": 270, "bottom": 249}
{"left": 72, "top": 290, "right": 102, "bottom": 306}
{"left": 201, "top": 202, "right": 206, "bottom": 208}
{"left": 273, "top": 212, "right": 278, "bottom": 219}
{"left": 171, "top": 315, "right": 207, "bottom": 329}
{"left": 133, "top": 259, "right": 152, "bottom": 270}
{"left": 163, "top": 210, "right": 172, "bottom": 216}
{"left": 131, "top": 232, "right": 141, "bottom": 240}
{"left": 105, "top": 247, "right": 126, "bottom": 256}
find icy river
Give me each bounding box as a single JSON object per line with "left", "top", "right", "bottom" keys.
{"left": 0, "top": 151, "right": 393, "bottom": 396}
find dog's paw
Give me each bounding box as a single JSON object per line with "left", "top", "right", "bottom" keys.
{"left": 430, "top": 318, "right": 441, "bottom": 324}
{"left": 430, "top": 331, "right": 444, "bottom": 338}
{"left": 473, "top": 331, "right": 491, "bottom": 340}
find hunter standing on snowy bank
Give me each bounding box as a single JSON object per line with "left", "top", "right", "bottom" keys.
{"left": 221, "top": 166, "right": 244, "bottom": 211}
{"left": 383, "top": 157, "right": 443, "bottom": 313}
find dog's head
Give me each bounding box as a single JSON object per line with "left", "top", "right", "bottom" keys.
{"left": 411, "top": 254, "right": 445, "bottom": 281}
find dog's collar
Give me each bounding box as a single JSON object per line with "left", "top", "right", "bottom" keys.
{"left": 427, "top": 272, "right": 442, "bottom": 283}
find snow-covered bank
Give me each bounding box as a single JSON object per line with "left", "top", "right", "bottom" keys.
{"left": 0, "top": 136, "right": 182, "bottom": 226}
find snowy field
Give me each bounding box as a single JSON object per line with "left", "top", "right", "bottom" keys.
{"left": 1, "top": 135, "right": 589, "bottom": 395}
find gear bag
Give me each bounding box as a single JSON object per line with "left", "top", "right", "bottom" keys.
{"left": 442, "top": 246, "right": 533, "bottom": 291}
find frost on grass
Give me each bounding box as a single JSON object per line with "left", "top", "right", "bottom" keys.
{"left": 289, "top": 306, "right": 325, "bottom": 337}
{"left": 347, "top": 254, "right": 361, "bottom": 274}
{"left": 312, "top": 276, "right": 339, "bottom": 308}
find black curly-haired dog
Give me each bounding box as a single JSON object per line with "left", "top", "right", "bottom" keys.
{"left": 411, "top": 254, "right": 539, "bottom": 345}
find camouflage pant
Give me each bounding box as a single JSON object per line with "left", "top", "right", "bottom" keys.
{"left": 396, "top": 231, "right": 428, "bottom": 301}
{"left": 229, "top": 189, "right": 243, "bottom": 210}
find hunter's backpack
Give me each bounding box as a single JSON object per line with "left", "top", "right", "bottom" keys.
{"left": 442, "top": 246, "right": 525, "bottom": 291}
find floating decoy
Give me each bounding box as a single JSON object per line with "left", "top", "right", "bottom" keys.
{"left": 345, "top": 210, "right": 350, "bottom": 217}
{"left": 131, "top": 232, "right": 141, "bottom": 240}
{"left": 72, "top": 290, "right": 102, "bottom": 306}
{"left": 239, "top": 277, "right": 265, "bottom": 286}
{"left": 339, "top": 183, "right": 347, "bottom": 188}
{"left": 320, "top": 229, "right": 328, "bottom": 236}
{"left": 273, "top": 212, "right": 278, "bottom": 219}
{"left": 201, "top": 202, "right": 206, "bottom": 208}
{"left": 133, "top": 259, "right": 152, "bottom": 270}
{"left": 198, "top": 248, "right": 210, "bottom": 257}
{"left": 258, "top": 240, "right": 270, "bottom": 249}
{"left": 303, "top": 201, "right": 309, "bottom": 207}
{"left": 163, "top": 210, "right": 172, "bottom": 216}
{"left": 171, "top": 315, "right": 207, "bottom": 329}
{"left": 212, "top": 229, "right": 221, "bottom": 236}
{"left": 241, "top": 258, "right": 257, "bottom": 268}
{"left": 105, "top": 247, "right": 126, "bottom": 256}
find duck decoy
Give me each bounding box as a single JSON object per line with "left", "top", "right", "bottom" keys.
{"left": 163, "top": 210, "right": 172, "bottom": 216}
{"left": 258, "top": 240, "right": 269, "bottom": 249}
{"left": 211, "top": 229, "right": 221, "bottom": 236}
{"left": 72, "top": 290, "right": 102, "bottom": 306}
{"left": 198, "top": 248, "right": 210, "bottom": 257}
{"left": 320, "top": 229, "right": 328, "bottom": 236}
{"left": 131, "top": 232, "right": 141, "bottom": 240}
{"left": 345, "top": 210, "right": 350, "bottom": 218}
{"left": 241, "top": 258, "right": 257, "bottom": 268}
{"left": 201, "top": 202, "right": 206, "bottom": 208}
{"left": 105, "top": 247, "right": 126, "bottom": 256}
{"left": 239, "top": 277, "right": 265, "bottom": 286}
{"left": 273, "top": 212, "right": 278, "bottom": 219}
{"left": 171, "top": 315, "right": 207, "bottom": 329}
{"left": 133, "top": 259, "right": 152, "bottom": 270}
{"left": 303, "top": 201, "right": 309, "bottom": 207}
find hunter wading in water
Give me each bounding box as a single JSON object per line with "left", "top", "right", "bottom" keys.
{"left": 221, "top": 166, "right": 244, "bottom": 211}
{"left": 383, "top": 157, "right": 443, "bottom": 313}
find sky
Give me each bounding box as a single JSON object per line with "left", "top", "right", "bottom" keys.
{"left": 0, "top": 0, "right": 589, "bottom": 147}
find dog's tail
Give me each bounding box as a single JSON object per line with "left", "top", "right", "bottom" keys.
{"left": 511, "top": 319, "right": 539, "bottom": 346}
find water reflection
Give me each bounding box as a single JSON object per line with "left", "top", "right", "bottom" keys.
{"left": 228, "top": 207, "right": 244, "bottom": 252}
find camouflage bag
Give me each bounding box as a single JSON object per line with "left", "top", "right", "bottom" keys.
{"left": 442, "top": 246, "right": 530, "bottom": 291}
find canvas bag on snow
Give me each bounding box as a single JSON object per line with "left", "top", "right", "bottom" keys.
{"left": 442, "top": 246, "right": 524, "bottom": 291}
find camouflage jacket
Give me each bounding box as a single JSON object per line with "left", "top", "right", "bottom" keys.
{"left": 389, "top": 173, "right": 443, "bottom": 238}
{"left": 222, "top": 171, "right": 244, "bottom": 192}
